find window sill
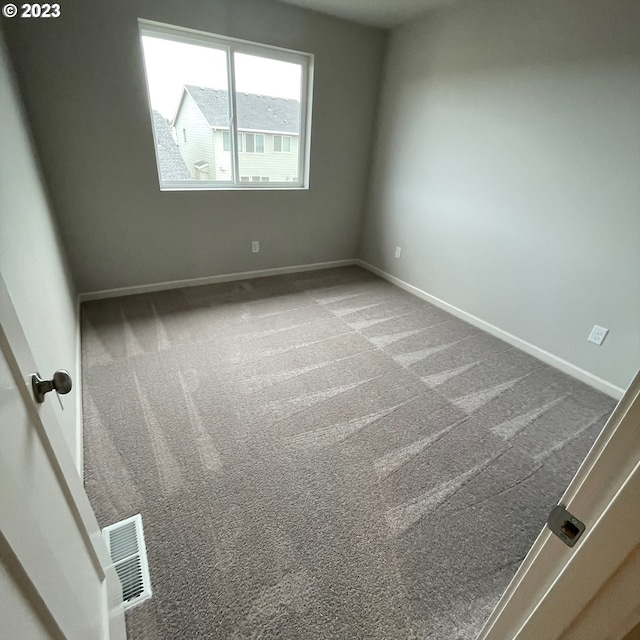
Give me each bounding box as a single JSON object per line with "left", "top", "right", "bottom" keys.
{"left": 159, "top": 185, "right": 309, "bottom": 192}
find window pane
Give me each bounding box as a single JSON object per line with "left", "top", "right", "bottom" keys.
{"left": 251, "top": 176, "right": 260, "bottom": 182}
{"left": 140, "top": 22, "right": 311, "bottom": 190}
{"left": 141, "top": 36, "right": 231, "bottom": 183}
{"left": 234, "top": 52, "right": 302, "bottom": 182}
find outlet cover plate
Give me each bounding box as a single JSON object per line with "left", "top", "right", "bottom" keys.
{"left": 394, "top": 246, "right": 402, "bottom": 259}
{"left": 252, "top": 241, "right": 259, "bottom": 253}
{"left": 588, "top": 325, "right": 609, "bottom": 346}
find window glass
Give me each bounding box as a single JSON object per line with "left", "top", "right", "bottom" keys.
{"left": 141, "top": 35, "right": 230, "bottom": 183}
{"left": 234, "top": 52, "right": 301, "bottom": 182}
{"left": 140, "top": 22, "right": 312, "bottom": 189}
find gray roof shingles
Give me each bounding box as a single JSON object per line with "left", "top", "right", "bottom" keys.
{"left": 152, "top": 111, "right": 192, "bottom": 181}
{"left": 184, "top": 85, "right": 300, "bottom": 134}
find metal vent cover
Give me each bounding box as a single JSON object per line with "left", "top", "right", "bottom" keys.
{"left": 102, "top": 514, "right": 152, "bottom": 610}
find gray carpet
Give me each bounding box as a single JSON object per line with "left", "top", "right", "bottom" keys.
{"left": 81, "top": 266, "right": 615, "bottom": 639}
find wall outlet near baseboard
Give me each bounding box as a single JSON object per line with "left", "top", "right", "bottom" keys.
{"left": 252, "top": 241, "right": 259, "bottom": 253}
{"left": 588, "top": 325, "right": 609, "bottom": 346}
{"left": 394, "top": 246, "right": 402, "bottom": 259}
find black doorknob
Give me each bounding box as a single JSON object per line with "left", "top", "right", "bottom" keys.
{"left": 32, "top": 369, "right": 73, "bottom": 404}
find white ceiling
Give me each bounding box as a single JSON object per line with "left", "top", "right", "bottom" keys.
{"left": 275, "top": 0, "right": 460, "bottom": 28}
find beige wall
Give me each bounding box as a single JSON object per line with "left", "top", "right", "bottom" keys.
{"left": 3, "top": 0, "right": 385, "bottom": 294}
{"left": 361, "top": 0, "right": 640, "bottom": 391}
{"left": 0, "top": 33, "right": 79, "bottom": 462}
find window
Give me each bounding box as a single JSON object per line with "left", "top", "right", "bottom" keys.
{"left": 273, "top": 135, "right": 291, "bottom": 153}
{"left": 244, "top": 133, "right": 264, "bottom": 154}
{"left": 139, "top": 20, "right": 313, "bottom": 190}
{"left": 223, "top": 131, "right": 243, "bottom": 152}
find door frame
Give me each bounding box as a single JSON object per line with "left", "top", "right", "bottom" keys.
{"left": 477, "top": 371, "right": 640, "bottom": 639}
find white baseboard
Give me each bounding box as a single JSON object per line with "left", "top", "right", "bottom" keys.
{"left": 78, "top": 259, "right": 359, "bottom": 302}
{"left": 76, "top": 257, "right": 624, "bottom": 400}
{"left": 358, "top": 260, "right": 624, "bottom": 400}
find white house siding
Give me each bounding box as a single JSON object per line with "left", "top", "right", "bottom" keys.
{"left": 213, "top": 129, "right": 232, "bottom": 182}
{"left": 174, "top": 94, "right": 217, "bottom": 180}
{"left": 238, "top": 133, "right": 299, "bottom": 182}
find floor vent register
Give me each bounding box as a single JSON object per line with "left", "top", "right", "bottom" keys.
{"left": 102, "top": 514, "right": 152, "bottom": 610}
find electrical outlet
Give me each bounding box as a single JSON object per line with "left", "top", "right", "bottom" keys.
{"left": 394, "top": 246, "right": 402, "bottom": 259}
{"left": 588, "top": 325, "right": 609, "bottom": 346}
{"left": 251, "top": 241, "right": 259, "bottom": 253}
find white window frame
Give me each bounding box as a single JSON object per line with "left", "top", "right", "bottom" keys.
{"left": 139, "top": 19, "right": 313, "bottom": 191}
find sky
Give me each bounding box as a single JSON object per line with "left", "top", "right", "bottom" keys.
{"left": 141, "top": 36, "right": 302, "bottom": 120}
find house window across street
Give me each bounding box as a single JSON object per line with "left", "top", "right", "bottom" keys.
{"left": 244, "top": 133, "right": 264, "bottom": 154}
{"left": 273, "top": 135, "right": 291, "bottom": 153}
{"left": 139, "top": 20, "right": 313, "bottom": 189}
{"left": 223, "top": 132, "right": 244, "bottom": 152}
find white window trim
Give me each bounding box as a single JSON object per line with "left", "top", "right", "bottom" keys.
{"left": 139, "top": 19, "right": 313, "bottom": 191}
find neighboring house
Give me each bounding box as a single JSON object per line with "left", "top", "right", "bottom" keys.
{"left": 151, "top": 110, "right": 192, "bottom": 181}
{"left": 172, "top": 85, "right": 300, "bottom": 182}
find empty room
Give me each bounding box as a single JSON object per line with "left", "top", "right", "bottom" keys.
{"left": 1, "top": 0, "right": 639, "bottom": 638}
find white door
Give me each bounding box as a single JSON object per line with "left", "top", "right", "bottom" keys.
{"left": 0, "top": 275, "right": 126, "bottom": 640}
{"left": 478, "top": 372, "right": 640, "bottom": 639}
